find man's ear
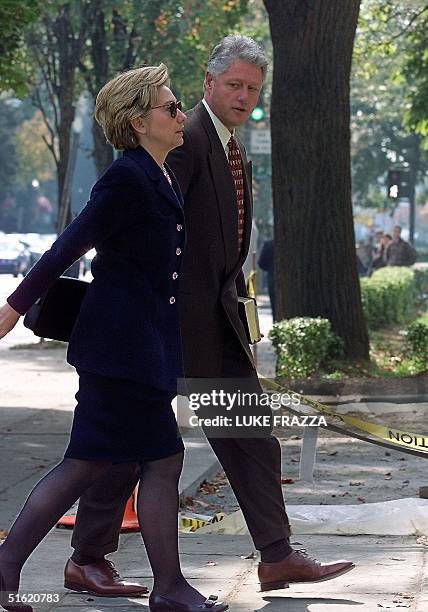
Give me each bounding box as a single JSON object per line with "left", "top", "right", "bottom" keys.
{"left": 204, "top": 71, "right": 214, "bottom": 92}
{"left": 130, "top": 117, "right": 146, "bottom": 135}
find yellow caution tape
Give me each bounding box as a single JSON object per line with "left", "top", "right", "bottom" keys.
{"left": 180, "top": 512, "right": 226, "bottom": 533}
{"left": 260, "top": 376, "right": 428, "bottom": 456}
{"left": 246, "top": 269, "right": 257, "bottom": 299}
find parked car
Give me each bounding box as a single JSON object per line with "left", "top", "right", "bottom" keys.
{"left": 0, "top": 234, "right": 31, "bottom": 277}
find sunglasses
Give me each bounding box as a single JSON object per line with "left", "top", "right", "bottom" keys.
{"left": 151, "top": 100, "right": 183, "bottom": 118}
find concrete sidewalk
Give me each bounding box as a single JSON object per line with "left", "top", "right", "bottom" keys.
{"left": 1, "top": 305, "right": 428, "bottom": 610}
{"left": 15, "top": 530, "right": 428, "bottom": 611}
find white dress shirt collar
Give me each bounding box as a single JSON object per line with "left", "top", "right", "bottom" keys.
{"left": 202, "top": 99, "right": 234, "bottom": 156}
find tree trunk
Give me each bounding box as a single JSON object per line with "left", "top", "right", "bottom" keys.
{"left": 88, "top": 1, "right": 114, "bottom": 176}
{"left": 92, "top": 120, "right": 114, "bottom": 176}
{"left": 263, "top": 0, "right": 369, "bottom": 359}
{"left": 55, "top": 4, "right": 77, "bottom": 232}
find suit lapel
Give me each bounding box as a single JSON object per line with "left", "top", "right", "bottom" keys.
{"left": 197, "top": 104, "right": 240, "bottom": 273}
{"left": 164, "top": 163, "right": 184, "bottom": 208}
{"left": 154, "top": 175, "right": 183, "bottom": 211}
{"left": 124, "top": 147, "right": 182, "bottom": 212}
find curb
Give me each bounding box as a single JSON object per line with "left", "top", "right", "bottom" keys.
{"left": 179, "top": 457, "right": 222, "bottom": 502}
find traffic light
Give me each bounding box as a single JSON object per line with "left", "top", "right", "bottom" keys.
{"left": 250, "top": 89, "right": 266, "bottom": 122}
{"left": 251, "top": 106, "right": 265, "bottom": 122}
{"left": 387, "top": 169, "right": 411, "bottom": 199}
{"left": 387, "top": 171, "right": 400, "bottom": 199}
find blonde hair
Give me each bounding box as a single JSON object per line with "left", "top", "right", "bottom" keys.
{"left": 95, "top": 64, "right": 170, "bottom": 150}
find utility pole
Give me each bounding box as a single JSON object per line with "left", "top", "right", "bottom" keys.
{"left": 407, "top": 134, "right": 421, "bottom": 245}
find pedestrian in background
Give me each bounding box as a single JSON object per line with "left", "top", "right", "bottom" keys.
{"left": 258, "top": 238, "right": 275, "bottom": 320}
{"left": 386, "top": 225, "right": 418, "bottom": 266}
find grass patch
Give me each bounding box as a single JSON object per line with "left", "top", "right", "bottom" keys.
{"left": 415, "top": 311, "right": 428, "bottom": 326}
{"left": 311, "top": 325, "right": 427, "bottom": 381}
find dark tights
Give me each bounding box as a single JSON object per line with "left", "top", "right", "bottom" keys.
{"left": 0, "top": 452, "right": 206, "bottom": 609}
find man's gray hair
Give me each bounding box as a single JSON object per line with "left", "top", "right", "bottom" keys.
{"left": 207, "top": 35, "right": 268, "bottom": 81}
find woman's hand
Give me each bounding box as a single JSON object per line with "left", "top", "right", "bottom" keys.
{"left": 0, "top": 303, "right": 21, "bottom": 339}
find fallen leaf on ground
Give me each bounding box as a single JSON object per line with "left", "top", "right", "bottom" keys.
{"left": 240, "top": 551, "right": 257, "bottom": 559}
{"left": 194, "top": 499, "right": 210, "bottom": 508}
{"left": 199, "top": 480, "right": 218, "bottom": 495}
{"left": 281, "top": 478, "right": 295, "bottom": 484}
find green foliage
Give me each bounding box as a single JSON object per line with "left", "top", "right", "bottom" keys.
{"left": 269, "top": 318, "right": 343, "bottom": 379}
{"left": 413, "top": 265, "right": 428, "bottom": 306}
{"left": 406, "top": 320, "right": 428, "bottom": 366}
{"left": 0, "top": 97, "right": 37, "bottom": 199}
{"left": 79, "top": 0, "right": 249, "bottom": 109}
{"left": 355, "top": 1, "right": 428, "bottom": 142}
{"left": 415, "top": 310, "right": 428, "bottom": 326}
{"left": 0, "top": 0, "right": 42, "bottom": 95}
{"left": 352, "top": 1, "right": 428, "bottom": 208}
{"left": 0, "top": 99, "right": 20, "bottom": 194}
{"left": 351, "top": 0, "right": 428, "bottom": 215}
{"left": 360, "top": 266, "right": 417, "bottom": 329}
{"left": 170, "top": 0, "right": 250, "bottom": 106}
{"left": 350, "top": 74, "right": 427, "bottom": 207}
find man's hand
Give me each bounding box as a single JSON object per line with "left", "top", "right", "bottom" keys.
{"left": 0, "top": 303, "right": 21, "bottom": 339}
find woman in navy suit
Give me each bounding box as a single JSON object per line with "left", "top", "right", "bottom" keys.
{"left": 0, "top": 65, "right": 227, "bottom": 612}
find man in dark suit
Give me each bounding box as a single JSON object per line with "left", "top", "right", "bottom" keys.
{"left": 258, "top": 238, "right": 275, "bottom": 320}
{"left": 65, "top": 35, "right": 354, "bottom": 595}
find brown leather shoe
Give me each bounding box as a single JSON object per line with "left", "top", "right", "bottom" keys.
{"left": 258, "top": 550, "right": 355, "bottom": 592}
{"left": 64, "top": 558, "right": 148, "bottom": 597}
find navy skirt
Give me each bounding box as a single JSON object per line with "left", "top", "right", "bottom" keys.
{"left": 64, "top": 370, "right": 184, "bottom": 463}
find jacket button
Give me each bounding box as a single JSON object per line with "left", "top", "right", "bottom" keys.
{"left": 172, "top": 272, "right": 178, "bottom": 280}
{"left": 176, "top": 247, "right": 182, "bottom": 255}
{"left": 169, "top": 296, "right": 176, "bottom": 304}
{"left": 176, "top": 224, "right": 183, "bottom": 231}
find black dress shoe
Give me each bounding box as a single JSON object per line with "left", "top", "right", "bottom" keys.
{"left": 0, "top": 572, "right": 33, "bottom": 612}
{"left": 149, "top": 593, "right": 229, "bottom": 611}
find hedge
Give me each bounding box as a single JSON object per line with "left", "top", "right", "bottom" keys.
{"left": 269, "top": 317, "right": 343, "bottom": 378}
{"left": 360, "top": 266, "right": 417, "bottom": 329}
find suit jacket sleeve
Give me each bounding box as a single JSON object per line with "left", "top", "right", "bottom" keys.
{"left": 7, "top": 162, "right": 141, "bottom": 314}
{"left": 235, "top": 269, "right": 248, "bottom": 297}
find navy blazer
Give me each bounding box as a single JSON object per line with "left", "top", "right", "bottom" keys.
{"left": 8, "top": 146, "right": 186, "bottom": 393}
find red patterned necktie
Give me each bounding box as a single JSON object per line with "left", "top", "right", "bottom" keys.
{"left": 227, "top": 135, "right": 245, "bottom": 252}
